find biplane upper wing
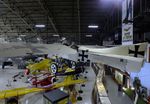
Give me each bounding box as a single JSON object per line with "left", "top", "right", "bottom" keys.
{"left": 0, "top": 42, "right": 146, "bottom": 73}
{"left": 30, "top": 43, "right": 78, "bottom": 61}
{"left": 79, "top": 43, "right": 148, "bottom": 72}
{"left": 0, "top": 42, "right": 77, "bottom": 59}
{"left": 79, "top": 42, "right": 147, "bottom": 57}
{"left": 90, "top": 53, "right": 144, "bottom": 72}
{"left": 0, "top": 42, "right": 32, "bottom": 57}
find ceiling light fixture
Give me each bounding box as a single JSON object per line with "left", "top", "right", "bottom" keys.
{"left": 88, "top": 25, "right": 99, "bottom": 28}
{"left": 86, "top": 35, "right": 93, "bottom": 37}
{"left": 53, "top": 34, "right": 59, "bottom": 37}
{"left": 35, "top": 24, "right": 45, "bottom": 28}
{"left": 20, "top": 35, "right": 26, "bottom": 37}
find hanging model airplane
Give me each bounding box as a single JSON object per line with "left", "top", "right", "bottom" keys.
{"left": 25, "top": 57, "right": 77, "bottom": 75}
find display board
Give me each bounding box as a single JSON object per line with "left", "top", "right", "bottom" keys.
{"left": 122, "top": 0, "right": 133, "bottom": 45}
{"left": 115, "top": 71, "right": 123, "bottom": 84}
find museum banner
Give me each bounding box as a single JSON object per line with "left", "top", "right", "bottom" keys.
{"left": 122, "top": 0, "right": 133, "bottom": 45}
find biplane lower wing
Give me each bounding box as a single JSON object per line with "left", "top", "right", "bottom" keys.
{"left": 0, "top": 87, "right": 44, "bottom": 99}
{"left": 0, "top": 76, "right": 86, "bottom": 99}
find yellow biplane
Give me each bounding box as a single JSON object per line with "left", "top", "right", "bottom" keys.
{"left": 0, "top": 71, "right": 86, "bottom": 100}
{"left": 25, "top": 57, "right": 71, "bottom": 75}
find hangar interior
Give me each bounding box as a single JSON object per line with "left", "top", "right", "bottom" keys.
{"left": 0, "top": 0, "right": 150, "bottom": 104}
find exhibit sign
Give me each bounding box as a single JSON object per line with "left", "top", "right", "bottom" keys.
{"left": 122, "top": 24, "right": 133, "bottom": 45}
{"left": 115, "top": 71, "right": 123, "bottom": 84}
{"left": 122, "top": 0, "right": 133, "bottom": 45}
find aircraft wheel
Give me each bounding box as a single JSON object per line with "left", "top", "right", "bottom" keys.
{"left": 50, "top": 63, "right": 58, "bottom": 74}
{"left": 51, "top": 77, "right": 56, "bottom": 83}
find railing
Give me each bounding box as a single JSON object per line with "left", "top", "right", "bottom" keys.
{"left": 92, "top": 63, "right": 111, "bottom": 104}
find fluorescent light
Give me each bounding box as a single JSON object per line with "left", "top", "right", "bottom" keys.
{"left": 86, "top": 35, "right": 93, "bottom": 37}
{"left": 35, "top": 24, "right": 45, "bottom": 28}
{"left": 20, "top": 35, "right": 26, "bottom": 37}
{"left": 53, "top": 34, "right": 59, "bottom": 37}
{"left": 88, "top": 25, "right": 99, "bottom": 28}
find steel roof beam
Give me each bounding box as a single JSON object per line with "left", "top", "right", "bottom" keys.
{"left": 0, "top": 15, "right": 20, "bottom": 35}
{"left": 38, "top": 0, "right": 58, "bottom": 34}
{"left": 0, "top": 0, "right": 37, "bottom": 35}
{"left": 77, "top": 0, "right": 80, "bottom": 44}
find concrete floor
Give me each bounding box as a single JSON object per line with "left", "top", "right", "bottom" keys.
{"left": 0, "top": 66, "right": 95, "bottom": 104}
{"left": 104, "top": 75, "right": 133, "bottom": 104}
{"left": 77, "top": 67, "right": 96, "bottom": 104}
{"left": 19, "top": 92, "right": 44, "bottom": 104}
{"left": 0, "top": 66, "right": 30, "bottom": 91}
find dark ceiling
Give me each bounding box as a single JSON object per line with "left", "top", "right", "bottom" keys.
{"left": 0, "top": 0, "right": 149, "bottom": 44}
{"left": 0, "top": 0, "right": 120, "bottom": 44}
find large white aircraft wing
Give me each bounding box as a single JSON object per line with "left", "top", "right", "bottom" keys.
{"left": 79, "top": 42, "right": 147, "bottom": 58}
{"left": 0, "top": 42, "right": 147, "bottom": 72}
{"left": 89, "top": 53, "right": 144, "bottom": 72}
{"left": 0, "top": 42, "right": 78, "bottom": 60}
{"left": 30, "top": 43, "right": 78, "bottom": 61}
{"left": 0, "top": 42, "right": 32, "bottom": 57}
{"left": 79, "top": 42, "right": 148, "bottom": 72}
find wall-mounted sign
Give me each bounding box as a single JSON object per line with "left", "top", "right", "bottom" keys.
{"left": 122, "top": 24, "right": 133, "bottom": 44}
{"left": 122, "top": 0, "right": 133, "bottom": 45}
